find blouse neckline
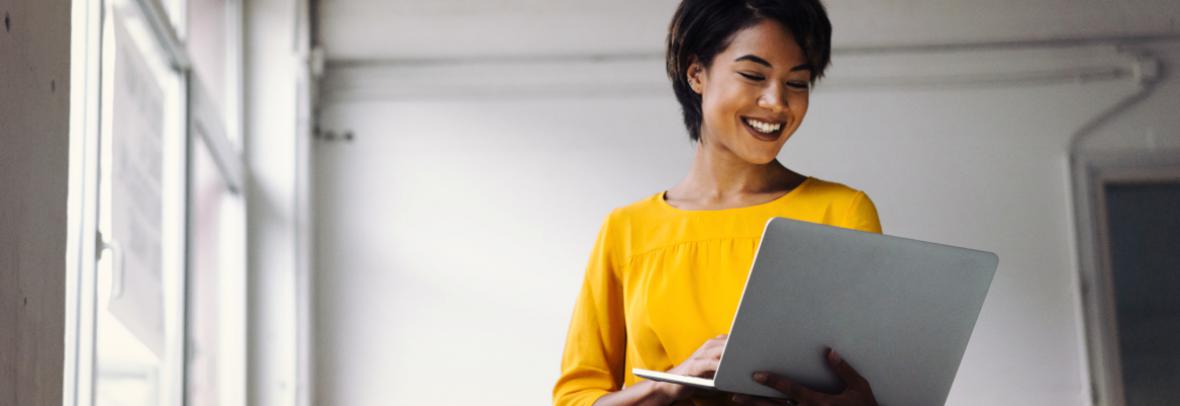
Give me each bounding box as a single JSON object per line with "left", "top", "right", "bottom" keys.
{"left": 656, "top": 176, "right": 813, "bottom": 214}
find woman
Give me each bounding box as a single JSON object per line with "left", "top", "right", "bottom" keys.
{"left": 554, "top": 1, "right": 880, "bottom": 405}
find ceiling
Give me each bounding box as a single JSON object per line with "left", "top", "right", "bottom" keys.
{"left": 317, "top": 0, "right": 1180, "bottom": 62}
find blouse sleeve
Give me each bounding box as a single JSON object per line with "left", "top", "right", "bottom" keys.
{"left": 845, "top": 191, "right": 883, "bottom": 234}
{"left": 553, "top": 211, "right": 628, "bottom": 406}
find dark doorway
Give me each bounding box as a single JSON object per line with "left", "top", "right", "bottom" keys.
{"left": 1104, "top": 181, "right": 1180, "bottom": 405}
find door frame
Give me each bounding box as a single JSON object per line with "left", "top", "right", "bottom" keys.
{"left": 1071, "top": 148, "right": 1180, "bottom": 406}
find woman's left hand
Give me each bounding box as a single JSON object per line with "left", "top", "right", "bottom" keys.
{"left": 730, "top": 348, "right": 878, "bottom": 406}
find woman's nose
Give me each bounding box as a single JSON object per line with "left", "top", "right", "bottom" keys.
{"left": 757, "top": 86, "right": 786, "bottom": 113}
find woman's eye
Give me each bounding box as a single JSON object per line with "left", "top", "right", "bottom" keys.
{"left": 786, "top": 81, "right": 811, "bottom": 91}
{"left": 738, "top": 72, "right": 765, "bottom": 81}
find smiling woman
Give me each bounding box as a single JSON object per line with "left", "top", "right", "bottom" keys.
{"left": 552, "top": 1, "right": 883, "bottom": 405}
{"left": 665, "top": 0, "right": 830, "bottom": 145}
{"left": 685, "top": 20, "right": 815, "bottom": 166}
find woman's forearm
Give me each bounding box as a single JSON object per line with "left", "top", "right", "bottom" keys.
{"left": 592, "top": 381, "right": 674, "bottom": 406}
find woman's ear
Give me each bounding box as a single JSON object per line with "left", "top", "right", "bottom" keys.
{"left": 687, "top": 59, "right": 704, "bottom": 94}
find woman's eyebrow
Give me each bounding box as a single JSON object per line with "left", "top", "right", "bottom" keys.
{"left": 734, "top": 54, "right": 812, "bottom": 72}
{"left": 734, "top": 54, "right": 772, "bottom": 67}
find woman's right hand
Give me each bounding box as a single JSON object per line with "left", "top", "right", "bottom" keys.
{"left": 651, "top": 334, "right": 729, "bottom": 402}
{"left": 593, "top": 334, "right": 729, "bottom": 406}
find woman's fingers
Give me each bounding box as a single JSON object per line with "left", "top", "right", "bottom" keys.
{"left": 737, "top": 349, "right": 878, "bottom": 405}
{"left": 693, "top": 334, "right": 727, "bottom": 360}
{"left": 704, "top": 338, "right": 726, "bottom": 359}
{"left": 671, "top": 335, "right": 728, "bottom": 377}
{"left": 753, "top": 372, "right": 821, "bottom": 403}
{"left": 825, "top": 348, "right": 868, "bottom": 388}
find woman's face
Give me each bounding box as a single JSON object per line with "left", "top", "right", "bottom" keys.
{"left": 688, "top": 19, "right": 813, "bottom": 164}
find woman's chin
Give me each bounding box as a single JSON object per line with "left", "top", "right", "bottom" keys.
{"left": 739, "top": 148, "right": 782, "bottom": 165}
{"left": 739, "top": 138, "right": 789, "bottom": 165}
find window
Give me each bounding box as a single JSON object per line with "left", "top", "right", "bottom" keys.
{"left": 66, "top": 0, "right": 245, "bottom": 405}
{"left": 185, "top": 1, "right": 246, "bottom": 405}
{"left": 93, "top": 3, "right": 186, "bottom": 405}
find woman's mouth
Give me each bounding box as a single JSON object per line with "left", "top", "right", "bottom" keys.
{"left": 741, "top": 116, "right": 784, "bottom": 141}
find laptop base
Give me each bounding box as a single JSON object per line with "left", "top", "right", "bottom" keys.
{"left": 631, "top": 368, "right": 718, "bottom": 391}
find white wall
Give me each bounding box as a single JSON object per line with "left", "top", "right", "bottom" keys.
{"left": 313, "top": 41, "right": 1180, "bottom": 405}
{"left": 313, "top": 96, "right": 690, "bottom": 406}
{"left": 1078, "top": 42, "right": 1180, "bottom": 153}
{"left": 317, "top": 0, "right": 1180, "bottom": 60}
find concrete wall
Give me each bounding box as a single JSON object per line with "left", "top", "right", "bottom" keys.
{"left": 0, "top": 0, "right": 70, "bottom": 405}
{"left": 312, "top": 41, "right": 1179, "bottom": 405}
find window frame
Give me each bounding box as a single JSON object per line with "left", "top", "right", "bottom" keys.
{"left": 64, "top": 0, "right": 247, "bottom": 405}
{"left": 1072, "top": 149, "right": 1180, "bottom": 406}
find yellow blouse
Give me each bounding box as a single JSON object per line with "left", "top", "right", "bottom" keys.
{"left": 553, "top": 177, "right": 883, "bottom": 406}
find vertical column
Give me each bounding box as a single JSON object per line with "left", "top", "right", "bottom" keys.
{"left": 0, "top": 0, "right": 71, "bottom": 405}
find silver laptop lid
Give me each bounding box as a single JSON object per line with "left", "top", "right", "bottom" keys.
{"left": 714, "top": 217, "right": 997, "bottom": 405}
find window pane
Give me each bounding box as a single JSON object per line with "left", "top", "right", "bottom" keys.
{"left": 188, "top": 0, "right": 228, "bottom": 126}
{"left": 95, "top": 1, "right": 186, "bottom": 405}
{"left": 186, "top": 138, "right": 245, "bottom": 406}
{"left": 185, "top": 1, "right": 246, "bottom": 404}
{"left": 161, "top": 0, "right": 185, "bottom": 35}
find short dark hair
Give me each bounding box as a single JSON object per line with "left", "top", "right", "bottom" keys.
{"left": 666, "top": 0, "right": 832, "bottom": 143}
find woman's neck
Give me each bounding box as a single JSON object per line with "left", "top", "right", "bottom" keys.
{"left": 668, "top": 141, "right": 800, "bottom": 204}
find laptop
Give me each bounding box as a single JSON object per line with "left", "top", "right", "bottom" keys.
{"left": 632, "top": 217, "right": 997, "bottom": 405}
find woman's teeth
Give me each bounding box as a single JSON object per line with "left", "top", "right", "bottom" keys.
{"left": 745, "top": 118, "right": 782, "bottom": 134}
